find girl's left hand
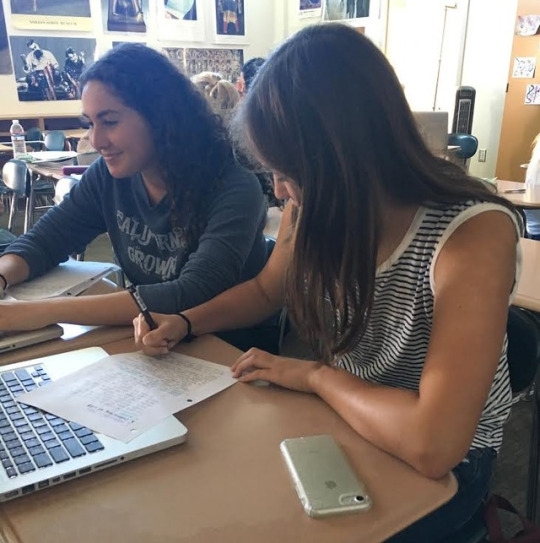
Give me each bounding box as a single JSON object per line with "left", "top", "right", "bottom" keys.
{"left": 231, "top": 348, "right": 322, "bottom": 393}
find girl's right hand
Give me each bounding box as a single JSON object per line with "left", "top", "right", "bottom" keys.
{"left": 133, "top": 313, "right": 187, "bottom": 356}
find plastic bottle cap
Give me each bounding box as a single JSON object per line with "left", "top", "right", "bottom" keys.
{"left": 12, "top": 120, "right": 19, "bottom": 123}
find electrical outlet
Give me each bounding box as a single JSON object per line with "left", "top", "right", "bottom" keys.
{"left": 478, "top": 149, "right": 487, "bottom": 162}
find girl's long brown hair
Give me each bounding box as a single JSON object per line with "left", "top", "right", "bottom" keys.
{"left": 237, "top": 23, "right": 518, "bottom": 363}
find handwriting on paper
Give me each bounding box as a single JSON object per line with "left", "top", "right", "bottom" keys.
{"left": 18, "top": 351, "right": 237, "bottom": 442}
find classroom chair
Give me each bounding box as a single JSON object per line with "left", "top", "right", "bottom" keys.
{"left": 44, "top": 130, "right": 69, "bottom": 152}
{"left": 1, "top": 159, "right": 54, "bottom": 234}
{"left": 24, "top": 127, "right": 44, "bottom": 151}
{"left": 440, "top": 306, "right": 540, "bottom": 542}
{"left": 52, "top": 175, "right": 86, "bottom": 261}
{"left": 448, "top": 133, "right": 478, "bottom": 170}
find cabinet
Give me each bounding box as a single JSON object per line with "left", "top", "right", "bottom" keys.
{"left": 0, "top": 114, "right": 83, "bottom": 140}
{"left": 496, "top": 0, "right": 540, "bottom": 182}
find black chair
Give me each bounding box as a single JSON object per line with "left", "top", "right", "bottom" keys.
{"left": 25, "top": 127, "right": 44, "bottom": 151}
{"left": 443, "top": 306, "right": 540, "bottom": 542}
{"left": 508, "top": 307, "right": 540, "bottom": 524}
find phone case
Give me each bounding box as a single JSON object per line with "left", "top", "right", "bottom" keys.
{"left": 280, "top": 434, "right": 372, "bottom": 518}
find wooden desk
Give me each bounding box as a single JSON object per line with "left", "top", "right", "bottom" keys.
{"left": 515, "top": 237, "right": 540, "bottom": 312}
{"left": 0, "top": 335, "right": 457, "bottom": 543}
{"left": 497, "top": 180, "right": 540, "bottom": 209}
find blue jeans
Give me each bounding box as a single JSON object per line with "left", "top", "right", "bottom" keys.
{"left": 386, "top": 448, "right": 497, "bottom": 543}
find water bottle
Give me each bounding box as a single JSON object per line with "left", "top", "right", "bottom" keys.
{"left": 10, "top": 120, "right": 27, "bottom": 159}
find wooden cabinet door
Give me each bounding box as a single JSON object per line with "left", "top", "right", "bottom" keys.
{"left": 496, "top": 0, "right": 540, "bottom": 182}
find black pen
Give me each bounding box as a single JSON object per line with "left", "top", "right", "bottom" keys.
{"left": 127, "top": 285, "right": 157, "bottom": 330}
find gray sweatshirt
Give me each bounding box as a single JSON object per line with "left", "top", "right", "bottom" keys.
{"left": 5, "top": 157, "right": 267, "bottom": 313}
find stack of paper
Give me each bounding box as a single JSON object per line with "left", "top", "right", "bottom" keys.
{"left": 7, "top": 259, "right": 120, "bottom": 300}
{"left": 25, "top": 151, "right": 78, "bottom": 163}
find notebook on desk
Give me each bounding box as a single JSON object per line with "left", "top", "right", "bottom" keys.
{"left": 0, "top": 347, "right": 187, "bottom": 501}
{"left": 0, "top": 325, "right": 64, "bottom": 355}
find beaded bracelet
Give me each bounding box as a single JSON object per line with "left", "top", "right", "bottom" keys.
{"left": 177, "top": 313, "right": 196, "bottom": 342}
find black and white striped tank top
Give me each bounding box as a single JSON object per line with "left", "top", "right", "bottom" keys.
{"left": 338, "top": 201, "right": 521, "bottom": 452}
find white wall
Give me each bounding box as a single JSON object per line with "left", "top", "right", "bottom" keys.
{"left": 0, "top": 0, "right": 517, "bottom": 178}
{"left": 461, "top": 0, "right": 517, "bottom": 178}
{"left": 0, "top": 0, "right": 277, "bottom": 120}
{"left": 384, "top": 0, "right": 517, "bottom": 178}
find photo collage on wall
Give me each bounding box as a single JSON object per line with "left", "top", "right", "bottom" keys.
{"left": 2, "top": 0, "right": 250, "bottom": 102}
{"left": 162, "top": 46, "right": 243, "bottom": 82}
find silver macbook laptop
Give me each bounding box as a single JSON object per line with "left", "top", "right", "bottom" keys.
{"left": 413, "top": 111, "right": 449, "bottom": 154}
{"left": 0, "top": 325, "right": 64, "bottom": 355}
{"left": 0, "top": 347, "right": 187, "bottom": 501}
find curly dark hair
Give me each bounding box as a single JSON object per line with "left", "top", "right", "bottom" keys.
{"left": 79, "top": 43, "right": 232, "bottom": 252}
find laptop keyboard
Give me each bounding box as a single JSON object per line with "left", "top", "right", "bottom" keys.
{"left": 0, "top": 365, "right": 104, "bottom": 478}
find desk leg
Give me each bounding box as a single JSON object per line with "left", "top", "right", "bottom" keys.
{"left": 24, "top": 189, "right": 34, "bottom": 233}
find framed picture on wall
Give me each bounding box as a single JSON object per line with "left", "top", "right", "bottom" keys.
{"left": 103, "top": 0, "right": 148, "bottom": 33}
{"left": 323, "top": 0, "right": 385, "bottom": 49}
{"left": 9, "top": 35, "right": 96, "bottom": 102}
{"left": 0, "top": 2, "right": 12, "bottom": 75}
{"left": 212, "top": 0, "right": 248, "bottom": 45}
{"left": 9, "top": 0, "right": 92, "bottom": 31}
{"left": 323, "top": 0, "right": 377, "bottom": 26}
{"left": 156, "top": 0, "right": 205, "bottom": 42}
{"left": 299, "top": 0, "right": 322, "bottom": 19}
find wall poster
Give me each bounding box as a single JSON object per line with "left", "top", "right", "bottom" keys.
{"left": 101, "top": 0, "right": 148, "bottom": 34}
{"left": 512, "top": 57, "right": 536, "bottom": 79}
{"left": 162, "top": 46, "right": 243, "bottom": 82}
{"left": 9, "top": 35, "right": 96, "bottom": 101}
{"left": 0, "top": 2, "right": 12, "bottom": 74}
{"left": 323, "top": 0, "right": 370, "bottom": 21}
{"left": 157, "top": 0, "right": 204, "bottom": 42}
{"left": 9, "top": 0, "right": 92, "bottom": 32}
{"left": 213, "top": 0, "right": 247, "bottom": 44}
{"left": 299, "top": 0, "right": 322, "bottom": 19}
{"left": 525, "top": 84, "right": 540, "bottom": 105}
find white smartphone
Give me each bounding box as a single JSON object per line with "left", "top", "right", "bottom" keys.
{"left": 280, "top": 434, "right": 372, "bottom": 518}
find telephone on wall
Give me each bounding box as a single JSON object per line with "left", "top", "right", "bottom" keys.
{"left": 452, "top": 86, "right": 476, "bottom": 134}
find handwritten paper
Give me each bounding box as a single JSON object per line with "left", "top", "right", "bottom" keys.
{"left": 525, "top": 84, "right": 540, "bottom": 105}
{"left": 513, "top": 57, "right": 536, "bottom": 78}
{"left": 7, "top": 259, "right": 119, "bottom": 300}
{"left": 18, "top": 351, "right": 237, "bottom": 442}
{"left": 516, "top": 15, "right": 540, "bottom": 36}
